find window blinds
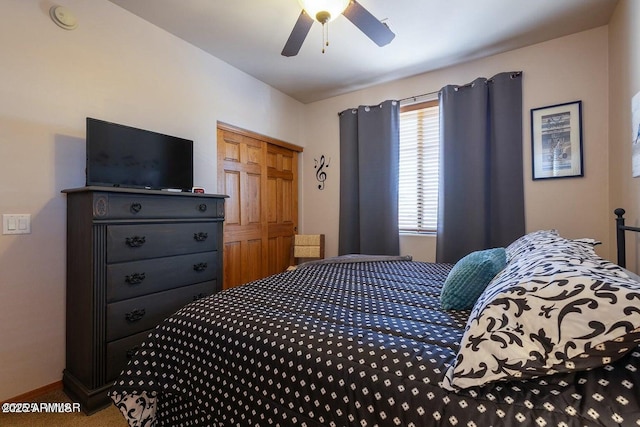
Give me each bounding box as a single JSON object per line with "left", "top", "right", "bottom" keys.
{"left": 398, "top": 102, "right": 440, "bottom": 233}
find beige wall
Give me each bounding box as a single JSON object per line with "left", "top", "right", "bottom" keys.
{"left": 609, "top": 0, "right": 640, "bottom": 271}
{"left": 0, "top": 0, "right": 304, "bottom": 401}
{"left": 0, "top": 0, "right": 635, "bottom": 404}
{"left": 301, "top": 26, "right": 612, "bottom": 262}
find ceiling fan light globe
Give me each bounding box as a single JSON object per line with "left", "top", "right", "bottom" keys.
{"left": 298, "top": 0, "right": 350, "bottom": 23}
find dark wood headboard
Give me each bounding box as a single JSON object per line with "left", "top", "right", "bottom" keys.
{"left": 614, "top": 208, "right": 640, "bottom": 268}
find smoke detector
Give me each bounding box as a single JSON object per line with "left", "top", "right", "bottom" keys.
{"left": 49, "top": 5, "right": 78, "bottom": 30}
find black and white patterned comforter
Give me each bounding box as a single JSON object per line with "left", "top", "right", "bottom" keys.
{"left": 110, "top": 260, "right": 640, "bottom": 427}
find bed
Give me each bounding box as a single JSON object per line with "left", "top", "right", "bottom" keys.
{"left": 110, "top": 211, "right": 640, "bottom": 427}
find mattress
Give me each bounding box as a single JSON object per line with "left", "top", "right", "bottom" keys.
{"left": 110, "top": 259, "right": 640, "bottom": 427}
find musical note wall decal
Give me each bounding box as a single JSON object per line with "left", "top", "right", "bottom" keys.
{"left": 314, "top": 155, "right": 330, "bottom": 190}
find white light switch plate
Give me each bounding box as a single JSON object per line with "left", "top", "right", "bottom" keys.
{"left": 3, "top": 214, "right": 31, "bottom": 235}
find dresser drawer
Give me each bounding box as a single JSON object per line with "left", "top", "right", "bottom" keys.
{"left": 107, "top": 252, "right": 218, "bottom": 302}
{"left": 105, "top": 330, "right": 150, "bottom": 382}
{"left": 107, "top": 222, "right": 218, "bottom": 263}
{"left": 106, "top": 281, "right": 214, "bottom": 341}
{"left": 93, "top": 192, "right": 224, "bottom": 220}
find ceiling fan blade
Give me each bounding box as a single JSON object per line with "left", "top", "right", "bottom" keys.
{"left": 342, "top": 0, "right": 395, "bottom": 47}
{"left": 281, "top": 10, "right": 314, "bottom": 57}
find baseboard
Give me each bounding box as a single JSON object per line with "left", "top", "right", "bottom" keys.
{"left": 62, "top": 370, "right": 113, "bottom": 414}
{"left": 1, "top": 380, "right": 62, "bottom": 404}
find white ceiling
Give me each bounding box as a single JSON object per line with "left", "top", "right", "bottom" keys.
{"left": 107, "top": 0, "right": 618, "bottom": 104}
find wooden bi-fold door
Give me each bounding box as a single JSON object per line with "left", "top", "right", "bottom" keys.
{"left": 217, "top": 122, "right": 302, "bottom": 290}
{"left": 266, "top": 143, "right": 298, "bottom": 275}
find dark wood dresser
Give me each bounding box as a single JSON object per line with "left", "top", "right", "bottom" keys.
{"left": 61, "top": 186, "right": 226, "bottom": 413}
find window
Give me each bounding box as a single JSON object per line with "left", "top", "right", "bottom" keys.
{"left": 398, "top": 100, "right": 440, "bottom": 233}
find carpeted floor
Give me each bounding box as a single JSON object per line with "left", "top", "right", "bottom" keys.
{"left": 0, "top": 389, "right": 127, "bottom": 427}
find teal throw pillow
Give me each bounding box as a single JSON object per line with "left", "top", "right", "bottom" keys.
{"left": 440, "top": 248, "right": 507, "bottom": 310}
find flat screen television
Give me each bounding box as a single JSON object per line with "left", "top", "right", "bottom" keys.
{"left": 86, "top": 117, "right": 193, "bottom": 192}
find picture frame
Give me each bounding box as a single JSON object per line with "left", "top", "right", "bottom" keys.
{"left": 531, "top": 100, "right": 583, "bottom": 180}
{"left": 632, "top": 91, "right": 640, "bottom": 177}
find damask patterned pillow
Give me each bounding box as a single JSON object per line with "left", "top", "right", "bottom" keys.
{"left": 443, "top": 238, "right": 640, "bottom": 391}
{"left": 440, "top": 248, "right": 506, "bottom": 310}
{"left": 504, "top": 229, "right": 560, "bottom": 262}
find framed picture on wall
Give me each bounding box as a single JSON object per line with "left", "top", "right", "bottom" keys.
{"left": 531, "top": 100, "right": 583, "bottom": 180}
{"left": 632, "top": 91, "right": 640, "bottom": 177}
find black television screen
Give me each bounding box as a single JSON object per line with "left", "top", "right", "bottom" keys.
{"left": 86, "top": 118, "right": 193, "bottom": 191}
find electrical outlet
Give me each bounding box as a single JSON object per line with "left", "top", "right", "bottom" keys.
{"left": 2, "top": 214, "right": 31, "bottom": 235}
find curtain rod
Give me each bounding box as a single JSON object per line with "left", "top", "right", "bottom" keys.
{"left": 398, "top": 72, "right": 522, "bottom": 103}
{"left": 337, "top": 93, "right": 437, "bottom": 115}
{"left": 398, "top": 90, "right": 439, "bottom": 103}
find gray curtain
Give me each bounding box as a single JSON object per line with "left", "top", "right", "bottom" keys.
{"left": 339, "top": 100, "right": 400, "bottom": 255}
{"left": 436, "top": 72, "right": 525, "bottom": 263}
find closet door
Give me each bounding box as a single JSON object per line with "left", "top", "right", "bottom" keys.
{"left": 266, "top": 144, "right": 298, "bottom": 275}
{"left": 217, "top": 123, "right": 301, "bottom": 289}
{"left": 217, "top": 127, "right": 267, "bottom": 289}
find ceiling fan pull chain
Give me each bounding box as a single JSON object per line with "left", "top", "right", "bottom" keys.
{"left": 326, "top": 21, "right": 330, "bottom": 49}
{"left": 322, "top": 22, "right": 327, "bottom": 53}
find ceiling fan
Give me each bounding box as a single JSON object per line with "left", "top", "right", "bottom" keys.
{"left": 282, "top": 0, "right": 395, "bottom": 57}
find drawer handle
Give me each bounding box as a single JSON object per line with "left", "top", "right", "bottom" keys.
{"left": 193, "top": 292, "right": 207, "bottom": 301}
{"left": 126, "top": 346, "right": 140, "bottom": 359}
{"left": 130, "top": 203, "right": 143, "bottom": 214}
{"left": 125, "top": 309, "right": 146, "bottom": 323}
{"left": 198, "top": 203, "right": 207, "bottom": 212}
{"left": 193, "top": 262, "right": 208, "bottom": 272}
{"left": 125, "top": 272, "right": 146, "bottom": 285}
{"left": 125, "top": 236, "right": 146, "bottom": 248}
{"left": 193, "top": 232, "right": 208, "bottom": 242}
